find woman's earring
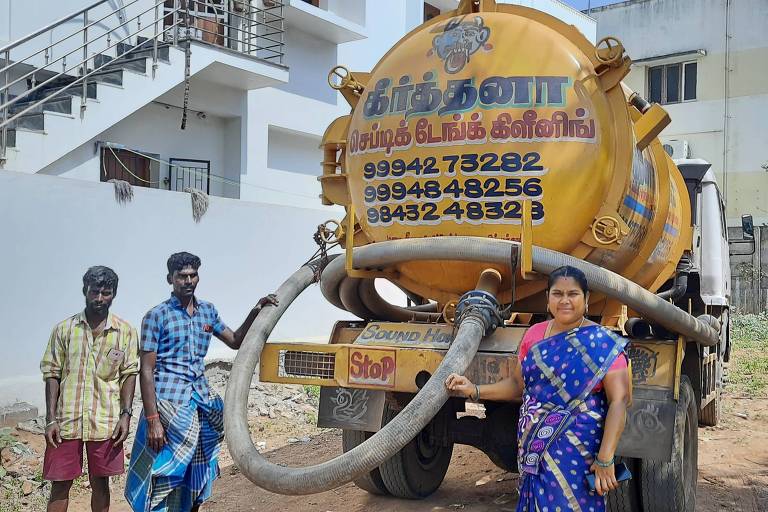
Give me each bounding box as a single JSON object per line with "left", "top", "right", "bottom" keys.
{"left": 585, "top": 304, "right": 589, "bottom": 316}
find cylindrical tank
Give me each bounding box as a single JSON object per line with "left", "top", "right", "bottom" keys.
{"left": 321, "top": 2, "right": 692, "bottom": 305}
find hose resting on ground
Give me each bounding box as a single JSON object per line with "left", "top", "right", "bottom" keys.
{"left": 225, "top": 237, "right": 719, "bottom": 496}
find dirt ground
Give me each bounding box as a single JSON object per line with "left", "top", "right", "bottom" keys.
{"left": 6, "top": 396, "right": 767, "bottom": 512}
{"left": 6, "top": 336, "right": 767, "bottom": 512}
{"left": 202, "top": 395, "right": 768, "bottom": 512}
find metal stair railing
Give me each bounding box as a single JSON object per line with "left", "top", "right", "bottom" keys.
{"left": 0, "top": 0, "right": 285, "bottom": 164}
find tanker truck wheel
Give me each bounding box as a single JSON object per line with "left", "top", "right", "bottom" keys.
{"left": 639, "top": 376, "right": 698, "bottom": 512}
{"left": 378, "top": 402, "right": 454, "bottom": 499}
{"left": 700, "top": 313, "right": 727, "bottom": 427}
{"left": 341, "top": 429, "right": 390, "bottom": 495}
{"left": 699, "top": 361, "right": 722, "bottom": 427}
{"left": 605, "top": 457, "right": 641, "bottom": 512}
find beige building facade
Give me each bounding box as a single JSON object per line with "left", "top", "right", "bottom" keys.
{"left": 592, "top": 0, "right": 768, "bottom": 226}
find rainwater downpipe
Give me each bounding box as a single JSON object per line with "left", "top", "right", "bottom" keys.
{"left": 722, "top": 0, "right": 731, "bottom": 204}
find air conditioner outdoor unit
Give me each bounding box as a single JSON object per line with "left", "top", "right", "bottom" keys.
{"left": 662, "top": 139, "right": 690, "bottom": 159}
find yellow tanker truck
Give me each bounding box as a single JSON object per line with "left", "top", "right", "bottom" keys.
{"left": 223, "top": 2, "right": 739, "bottom": 510}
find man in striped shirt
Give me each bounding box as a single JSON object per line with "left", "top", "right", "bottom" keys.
{"left": 40, "top": 266, "right": 139, "bottom": 512}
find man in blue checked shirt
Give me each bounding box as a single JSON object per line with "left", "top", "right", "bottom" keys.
{"left": 125, "top": 251, "right": 277, "bottom": 512}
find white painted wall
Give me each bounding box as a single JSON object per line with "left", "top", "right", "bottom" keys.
{"left": 277, "top": 27, "right": 339, "bottom": 104}
{"left": 0, "top": 171, "right": 354, "bottom": 410}
{"left": 267, "top": 125, "right": 322, "bottom": 177}
{"left": 37, "top": 102, "right": 244, "bottom": 199}
{"left": 592, "top": 0, "right": 768, "bottom": 224}
{"left": 326, "top": 0, "right": 366, "bottom": 26}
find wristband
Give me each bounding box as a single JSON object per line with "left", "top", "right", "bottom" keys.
{"left": 473, "top": 384, "right": 481, "bottom": 402}
{"left": 145, "top": 413, "right": 159, "bottom": 421}
{"left": 595, "top": 455, "right": 615, "bottom": 467}
{"left": 45, "top": 420, "right": 58, "bottom": 428}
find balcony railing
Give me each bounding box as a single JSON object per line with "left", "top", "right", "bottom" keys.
{"left": 0, "top": 0, "right": 285, "bottom": 162}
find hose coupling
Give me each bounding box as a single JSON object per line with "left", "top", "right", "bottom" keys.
{"left": 454, "top": 289, "right": 503, "bottom": 336}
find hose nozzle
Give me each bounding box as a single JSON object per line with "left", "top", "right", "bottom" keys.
{"left": 476, "top": 268, "right": 502, "bottom": 295}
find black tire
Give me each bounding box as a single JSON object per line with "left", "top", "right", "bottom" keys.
{"left": 485, "top": 450, "right": 513, "bottom": 472}
{"left": 699, "top": 392, "right": 721, "bottom": 427}
{"left": 639, "top": 376, "right": 698, "bottom": 512}
{"left": 606, "top": 457, "right": 642, "bottom": 512}
{"left": 699, "top": 360, "right": 722, "bottom": 427}
{"left": 701, "top": 315, "right": 727, "bottom": 427}
{"left": 341, "top": 429, "right": 389, "bottom": 495}
{"left": 378, "top": 403, "right": 454, "bottom": 499}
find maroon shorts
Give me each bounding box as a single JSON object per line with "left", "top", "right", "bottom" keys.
{"left": 43, "top": 439, "right": 124, "bottom": 481}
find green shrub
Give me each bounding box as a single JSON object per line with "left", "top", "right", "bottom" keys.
{"left": 729, "top": 313, "right": 768, "bottom": 397}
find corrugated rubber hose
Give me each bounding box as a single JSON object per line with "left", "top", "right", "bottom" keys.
{"left": 224, "top": 237, "right": 719, "bottom": 495}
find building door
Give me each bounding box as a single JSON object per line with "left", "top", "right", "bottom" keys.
{"left": 100, "top": 148, "right": 152, "bottom": 186}
{"left": 167, "top": 158, "right": 211, "bottom": 193}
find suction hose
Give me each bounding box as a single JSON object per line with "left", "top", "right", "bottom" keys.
{"left": 225, "top": 251, "right": 501, "bottom": 495}
{"left": 225, "top": 237, "right": 719, "bottom": 495}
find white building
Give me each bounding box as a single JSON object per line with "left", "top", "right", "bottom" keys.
{"left": 590, "top": 0, "right": 768, "bottom": 226}
{"left": 0, "top": 0, "right": 594, "bottom": 408}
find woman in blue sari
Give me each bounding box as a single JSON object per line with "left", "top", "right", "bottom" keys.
{"left": 446, "top": 265, "right": 632, "bottom": 511}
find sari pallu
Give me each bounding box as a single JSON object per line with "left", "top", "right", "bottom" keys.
{"left": 516, "top": 325, "right": 628, "bottom": 512}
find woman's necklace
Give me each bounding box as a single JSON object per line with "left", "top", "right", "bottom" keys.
{"left": 546, "top": 316, "right": 586, "bottom": 338}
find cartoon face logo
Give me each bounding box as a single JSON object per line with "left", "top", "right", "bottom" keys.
{"left": 430, "top": 16, "right": 491, "bottom": 74}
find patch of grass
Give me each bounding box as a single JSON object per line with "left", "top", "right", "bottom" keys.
{"left": 729, "top": 313, "right": 768, "bottom": 397}
{"left": 302, "top": 385, "right": 320, "bottom": 401}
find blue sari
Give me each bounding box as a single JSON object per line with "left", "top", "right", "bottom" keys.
{"left": 516, "top": 325, "right": 627, "bottom": 512}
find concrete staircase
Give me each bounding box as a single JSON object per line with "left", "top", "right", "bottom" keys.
{"left": 1, "top": 0, "right": 288, "bottom": 174}
{"left": 2, "top": 38, "right": 186, "bottom": 173}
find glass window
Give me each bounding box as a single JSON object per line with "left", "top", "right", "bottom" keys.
{"left": 666, "top": 63, "right": 681, "bottom": 103}
{"left": 649, "top": 62, "right": 697, "bottom": 104}
{"left": 648, "top": 66, "right": 663, "bottom": 104}
{"left": 684, "top": 62, "right": 697, "bottom": 100}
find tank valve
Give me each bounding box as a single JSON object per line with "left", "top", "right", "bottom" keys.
{"left": 328, "top": 65, "right": 364, "bottom": 94}
{"left": 595, "top": 37, "right": 625, "bottom": 67}
{"left": 591, "top": 215, "right": 627, "bottom": 245}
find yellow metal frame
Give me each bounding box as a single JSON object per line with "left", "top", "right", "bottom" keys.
{"left": 520, "top": 200, "right": 535, "bottom": 279}
{"left": 626, "top": 341, "right": 677, "bottom": 391}
{"left": 344, "top": 203, "right": 392, "bottom": 279}
{"left": 260, "top": 342, "right": 513, "bottom": 393}
{"left": 674, "top": 335, "right": 685, "bottom": 400}
{"left": 260, "top": 338, "right": 677, "bottom": 399}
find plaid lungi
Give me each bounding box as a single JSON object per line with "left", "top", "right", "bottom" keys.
{"left": 125, "top": 391, "right": 224, "bottom": 511}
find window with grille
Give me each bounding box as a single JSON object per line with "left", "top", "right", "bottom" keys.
{"left": 648, "top": 61, "right": 697, "bottom": 104}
